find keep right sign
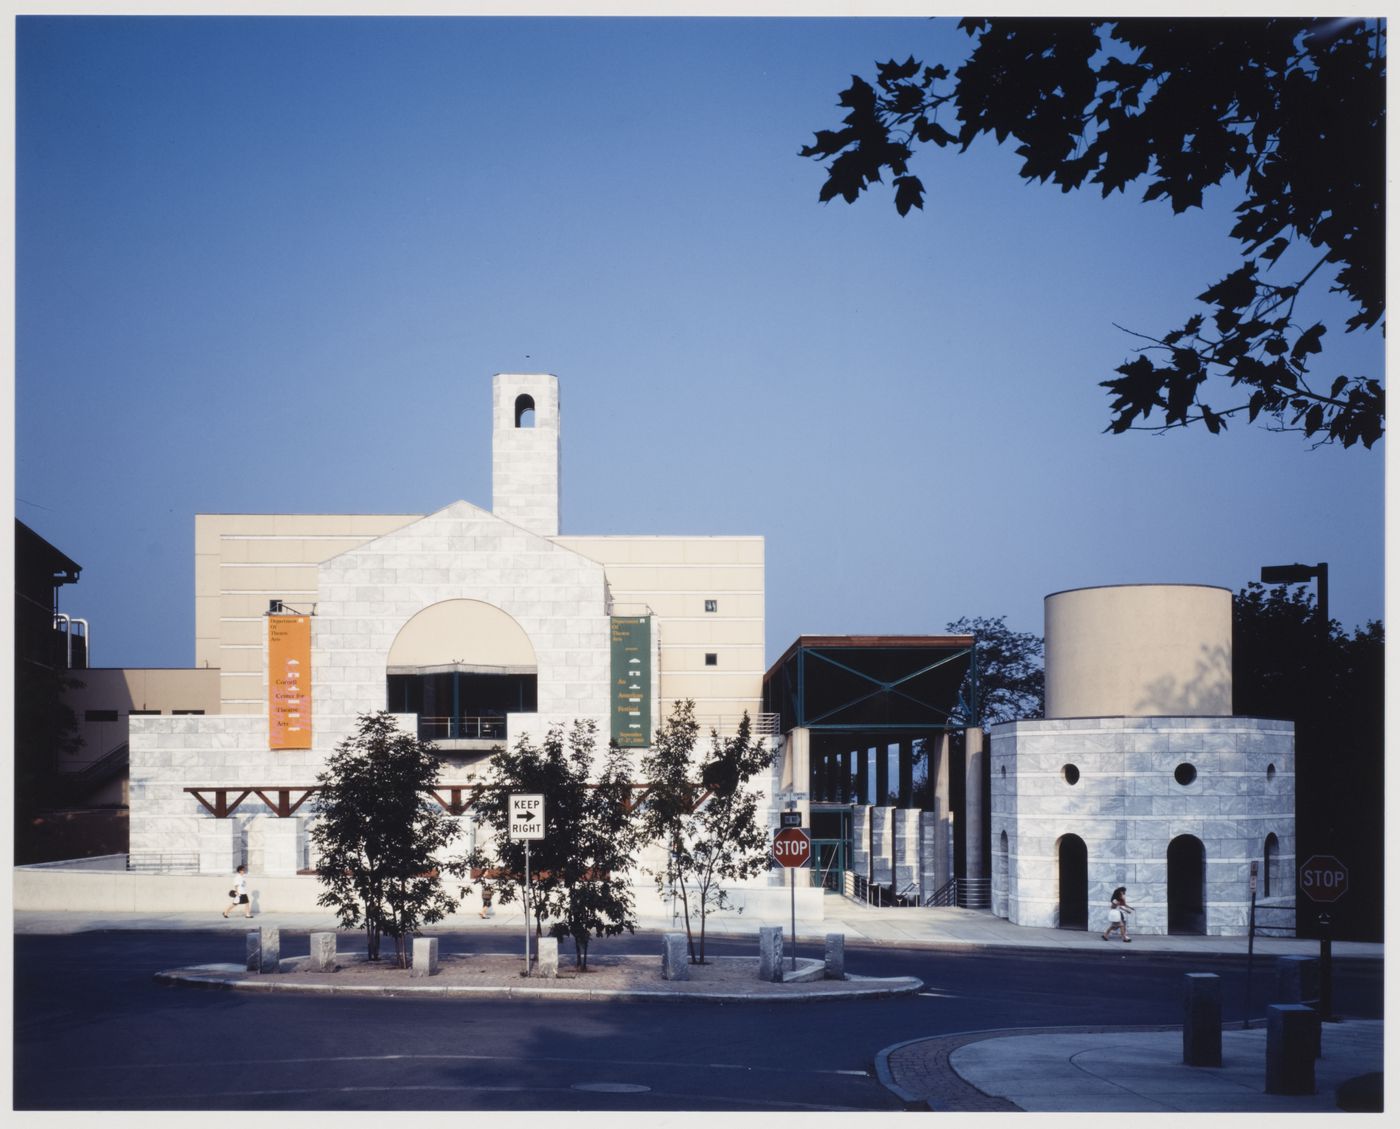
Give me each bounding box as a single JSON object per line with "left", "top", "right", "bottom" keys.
{"left": 1299, "top": 853, "right": 1348, "bottom": 904}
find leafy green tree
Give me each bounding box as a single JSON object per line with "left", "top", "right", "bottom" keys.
{"left": 468, "top": 720, "right": 638, "bottom": 970}
{"left": 945, "top": 615, "right": 1045, "bottom": 727}
{"left": 641, "top": 702, "right": 774, "bottom": 963}
{"left": 310, "top": 712, "right": 459, "bottom": 966}
{"left": 801, "top": 18, "right": 1384, "bottom": 447}
{"left": 1234, "top": 583, "right": 1383, "bottom": 941}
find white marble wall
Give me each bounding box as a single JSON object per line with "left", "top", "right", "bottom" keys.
{"left": 850, "top": 805, "right": 872, "bottom": 880}
{"left": 893, "top": 809, "right": 921, "bottom": 895}
{"left": 989, "top": 716, "right": 1295, "bottom": 936}
{"left": 870, "top": 806, "right": 895, "bottom": 885}
{"left": 129, "top": 501, "right": 613, "bottom": 869}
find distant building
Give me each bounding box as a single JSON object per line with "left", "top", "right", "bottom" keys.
{"left": 990, "top": 584, "right": 1296, "bottom": 937}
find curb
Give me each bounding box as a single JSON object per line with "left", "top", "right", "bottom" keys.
{"left": 154, "top": 962, "right": 925, "bottom": 1004}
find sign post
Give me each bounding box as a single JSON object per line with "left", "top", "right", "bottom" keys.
{"left": 773, "top": 826, "right": 812, "bottom": 971}
{"left": 1299, "top": 853, "right": 1348, "bottom": 1021}
{"left": 510, "top": 794, "right": 545, "bottom": 976}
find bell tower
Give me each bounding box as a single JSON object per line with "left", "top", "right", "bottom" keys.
{"left": 491, "top": 373, "right": 560, "bottom": 537}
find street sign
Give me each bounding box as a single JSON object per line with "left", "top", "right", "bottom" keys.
{"left": 509, "top": 794, "right": 545, "bottom": 840}
{"left": 780, "top": 812, "right": 803, "bottom": 828}
{"left": 772, "top": 826, "right": 812, "bottom": 868}
{"left": 1299, "top": 854, "right": 1348, "bottom": 904}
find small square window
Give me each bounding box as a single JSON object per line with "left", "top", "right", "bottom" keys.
{"left": 129, "top": 709, "right": 161, "bottom": 716}
{"left": 173, "top": 709, "right": 205, "bottom": 715}
{"left": 85, "top": 709, "right": 118, "bottom": 723}
{"left": 704, "top": 653, "right": 718, "bottom": 666}
{"left": 704, "top": 599, "right": 718, "bottom": 613}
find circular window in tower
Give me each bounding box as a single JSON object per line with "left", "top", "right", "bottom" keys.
{"left": 1174, "top": 762, "right": 1198, "bottom": 786}
{"left": 1062, "top": 764, "right": 1080, "bottom": 785}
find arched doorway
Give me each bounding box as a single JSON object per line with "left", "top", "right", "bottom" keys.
{"left": 1167, "top": 834, "right": 1207, "bottom": 934}
{"left": 1263, "top": 832, "right": 1279, "bottom": 897}
{"left": 995, "top": 829, "right": 1009, "bottom": 918}
{"left": 1056, "top": 833, "right": 1088, "bottom": 929}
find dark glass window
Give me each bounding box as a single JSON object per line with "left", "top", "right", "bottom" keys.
{"left": 387, "top": 671, "right": 538, "bottom": 742}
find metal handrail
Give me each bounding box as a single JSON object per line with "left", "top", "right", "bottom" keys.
{"left": 925, "top": 876, "right": 991, "bottom": 909}
{"left": 127, "top": 852, "right": 200, "bottom": 874}
{"left": 417, "top": 716, "right": 508, "bottom": 741}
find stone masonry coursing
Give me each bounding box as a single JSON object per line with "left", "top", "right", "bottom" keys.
{"left": 990, "top": 716, "right": 1295, "bottom": 937}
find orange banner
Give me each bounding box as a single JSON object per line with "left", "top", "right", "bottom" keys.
{"left": 268, "top": 615, "right": 312, "bottom": 749}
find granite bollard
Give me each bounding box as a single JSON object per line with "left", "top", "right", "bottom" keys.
{"left": 758, "top": 926, "right": 784, "bottom": 983}
{"left": 1182, "top": 973, "right": 1222, "bottom": 1066}
{"left": 1266, "top": 1004, "right": 1319, "bottom": 1094}
{"left": 662, "top": 933, "right": 689, "bottom": 980}
{"left": 824, "top": 933, "right": 845, "bottom": 980}
{"left": 409, "top": 937, "right": 439, "bottom": 979}
{"left": 309, "top": 932, "right": 337, "bottom": 971}
{"left": 538, "top": 937, "right": 559, "bottom": 978}
{"left": 246, "top": 926, "right": 280, "bottom": 973}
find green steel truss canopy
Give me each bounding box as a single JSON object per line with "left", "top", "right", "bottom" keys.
{"left": 762, "top": 635, "right": 977, "bottom": 735}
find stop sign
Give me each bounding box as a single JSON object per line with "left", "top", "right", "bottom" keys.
{"left": 772, "top": 827, "right": 812, "bottom": 868}
{"left": 1299, "top": 854, "right": 1349, "bottom": 904}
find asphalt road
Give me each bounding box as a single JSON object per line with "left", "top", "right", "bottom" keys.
{"left": 12, "top": 930, "right": 1383, "bottom": 1111}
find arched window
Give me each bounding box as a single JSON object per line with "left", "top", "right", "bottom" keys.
{"left": 386, "top": 599, "right": 537, "bottom": 744}
{"left": 515, "top": 394, "right": 536, "bottom": 428}
{"left": 1264, "top": 832, "right": 1279, "bottom": 897}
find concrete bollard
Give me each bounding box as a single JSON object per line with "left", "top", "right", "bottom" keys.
{"left": 309, "top": 932, "right": 337, "bottom": 971}
{"left": 409, "top": 937, "right": 439, "bottom": 979}
{"left": 1266, "top": 1004, "right": 1319, "bottom": 1094}
{"left": 758, "top": 926, "right": 784, "bottom": 983}
{"left": 1274, "top": 955, "right": 1322, "bottom": 1058}
{"left": 824, "top": 933, "right": 846, "bottom": 980}
{"left": 538, "top": 937, "right": 559, "bottom": 979}
{"left": 246, "top": 926, "right": 280, "bottom": 973}
{"left": 1182, "top": 973, "right": 1222, "bottom": 1066}
{"left": 662, "top": 933, "right": 689, "bottom": 980}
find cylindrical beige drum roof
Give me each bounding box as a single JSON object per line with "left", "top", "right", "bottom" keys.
{"left": 1044, "top": 584, "right": 1232, "bottom": 718}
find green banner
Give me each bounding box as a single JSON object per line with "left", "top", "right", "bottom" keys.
{"left": 610, "top": 616, "right": 651, "bottom": 748}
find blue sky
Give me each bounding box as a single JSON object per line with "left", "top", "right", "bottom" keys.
{"left": 13, "top": 15, "right": 1385, "bottom": 669}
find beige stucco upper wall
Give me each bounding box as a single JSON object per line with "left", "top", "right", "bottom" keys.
{"left": 557, "top": 535, "right": 765, "bottom": 729}
{"left": 1044, "top": 584, "right": 1233, "bottom": 719}
{"left": 195, "top": 513, "right": 423, "bottom": 709}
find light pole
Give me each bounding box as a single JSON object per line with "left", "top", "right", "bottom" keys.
{"left": 1259, "top": 561, "right": 1332, "bottom": 1020}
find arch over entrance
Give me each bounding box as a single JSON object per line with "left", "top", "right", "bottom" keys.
{"left": 386, "top": 599, "right": 538, "bottom": 742}
{"left": 1056, "top": 833, "right": 1088, "bottom": 930}
{"left": 1167, "top": 834, "right": 1207, "bottom": 934}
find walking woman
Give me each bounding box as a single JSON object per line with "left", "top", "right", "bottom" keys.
{"left": 223, "top": 864, "right": 252, "bottom": 919}
{"left": 1102, "top": 886, "right": 1134, "bottom": 942}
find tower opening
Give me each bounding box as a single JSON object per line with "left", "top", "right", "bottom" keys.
{"left": 515, "top": 394, "right": 536, "bottom": 428}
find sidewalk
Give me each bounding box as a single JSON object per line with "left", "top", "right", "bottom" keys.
{"left": 880, "top": 1019, "right": 1385, "bottom": 1113}
{"left": 10, "top": 896, "right": 1385, "bottom": 961}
